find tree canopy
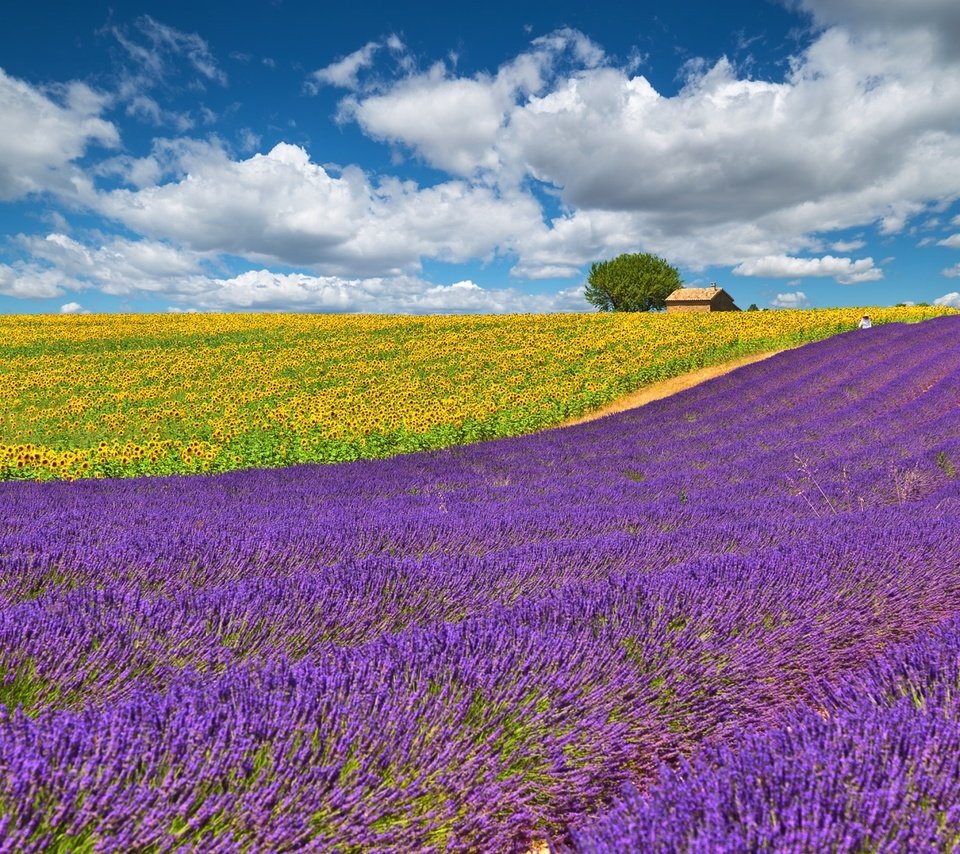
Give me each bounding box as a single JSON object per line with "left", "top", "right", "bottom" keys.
{"left": 584, "top": 253, "right": 682, "bottom": 312}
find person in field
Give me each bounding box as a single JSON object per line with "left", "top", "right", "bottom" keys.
{"left": 858, "top": 314, "right": 872, "bottom": 329}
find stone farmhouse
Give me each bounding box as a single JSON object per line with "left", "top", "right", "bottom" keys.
{"left": 665, "top": 284, "right": 741, "bottom": 313}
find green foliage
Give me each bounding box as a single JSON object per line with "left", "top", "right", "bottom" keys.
{"left": 937, "top": 451, "right": 956, "bottom": 478}
{"left": 584, "top": 252, "right": 682, "bottom": 312}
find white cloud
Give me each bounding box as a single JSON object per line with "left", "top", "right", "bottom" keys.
{"left": 9, "top": 231, "right": 587, "bottom": 314}
{"left": 0, "top": 68, "right": 118, "bottom": 201}
{"left": 511, "top": 39, "right": 960, "bottom": 229}
{"left": 186, "top": 270, "right": 586, "bottom": 313}
{"left": 15, "top": 232, "right": 211, "bottom": 297}
{"left": 877, "top": 203, "right": 926, "bottom": 236}
{"left": 340, "top": 67, "right": 509, "bottom": 174}
{"left": 125, "top": 94, "right": 195, "bottom": 131}
{"left": 796, "top": 0, "right": 960, "bottom": 59}
{"left": 307, "top": 34, "right": 412, "bottom": 93}
{"left": 732, "top": 254, "right": 883, "bottom": 284}
{"left": 831, "top": 238, "right": 866, "bottom": 252}
{"left": 938, "top": 233, "right": 960, "bottom": 248}
{"left": 9, "top": 14, "right": 960, "bottom": 308}
{"left": 238, "top": 128, "right": 261, "bottom": 154}
{"left": 96, "top": 136, "right": 234, "bottom": 190}
{"left": 95, "top": 153, "right": 163, "bottom": 190}
{"left": 934, "top": 291, "right": 960, "bottom": 306}
{"left": 108, "top": 16, "right": 225, "bottom": 134}
{"left": 0, "top": 262, "right": 74, "bottom": 299}
{"left": 509, "top": 207, "right": 823, "bottom": 281}
{"left": 96, "top": 142, "right": 546, "bottom": 276}
{"left": 332, "top": 21, "right": 960, "bottom": 277}
{"left": 59, "top": 301, "right": 89, "bottom": 314}
{"left": 307, "top": 41, "right": 381, "bottom": 92}
{"left": 533, "top": 28, "right": 605, "bottom": 69}
{"left": 771, "top": 291, "right": 810, "bottom": 308}
{"left": 339, "top": 28, "right": 605, "bottom": 176}
{"left": 117, "top": 15, "right": 227, "bottom": 86}
{"left": 943, "top": 265, "right": 960, "bottom": 279}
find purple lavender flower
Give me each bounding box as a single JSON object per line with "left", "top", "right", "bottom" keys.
{"left": 0, "top": 317, "right": 959, "bottom": 850}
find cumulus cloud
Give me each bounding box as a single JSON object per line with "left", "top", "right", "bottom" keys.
{"left": 330, "top": 21, "right": 960, "bottom": 277}
{"left": 943, "top": 264, "right": 960, "bottom": 279}
{"left": 9, "top": 12, "right": 960, "bottom": 309}
{"left": 96, "top": 142, "right": 546, "bottom": 276}
{"left": 96, "top": 135, "right": 235, "bottom": 190}
{"left": 511, "top": 40, "right": 959, "bottom": 229}
{"left": 16, "top": 232, "right": 211, "bottom": 296}
{"left": 186, "top": 270, "right": 586, "bottom": 313}
{"left": 796, "top": 0, "right": 960, "bottom": 59}
{"left": 339, "top": 67, "right": 510, "bottom": 174}
{"left": 8, "top": 231, "right": 586, "bottom": 314}
{"left": 771, "top": 291, "right": 810, "bottom": 308}
{"left": 938, "top": 233, "right": 960, "bottom": 248}
{"left": 59, "top": 301, "right": 89, "bottom": 314}
{"left": 0, "top": 262, "right": 75, "bottom": 299}
{"left": 96, "top": 131, "right": 828, "bottom": 282}
{"left": 0, "top": 69, "right": 118, "bottom": 201}
{"left": 338, "top": 28, "right": 605, "bottom": 176}
{"left": 732, "top": 254, "right": 883, "bottom": 284}
{"left": 934, "top": 291, "right": 960, "bottom": 306}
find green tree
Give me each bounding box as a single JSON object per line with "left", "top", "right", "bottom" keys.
{"left": 584, "top": 252, "right": 682, "bottom": 312}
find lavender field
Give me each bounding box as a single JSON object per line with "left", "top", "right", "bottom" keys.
{"left": 2, "top": 316, "right": 960, "bottom": 852}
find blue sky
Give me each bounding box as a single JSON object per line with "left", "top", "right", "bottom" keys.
{"left": 2, "top": 0, "right": 960, "bottom": 314}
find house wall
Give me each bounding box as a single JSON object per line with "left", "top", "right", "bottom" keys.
{"left": 666, "top": 302, "right": 712, "bottom": 313}
{"left": 712, "top": 299, "right": 740, "bottom": 312}
{"left": 666, "top": 297, "right": 741, "bottom": 313}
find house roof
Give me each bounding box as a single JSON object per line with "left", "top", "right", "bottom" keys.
{"left": 665, "top": 287, "right": 733, "bottom": 302}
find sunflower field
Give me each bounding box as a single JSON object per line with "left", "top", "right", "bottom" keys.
{"left": 0, "top": 305, "right": 951, "bottom": 481}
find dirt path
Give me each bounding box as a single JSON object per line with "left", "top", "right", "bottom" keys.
{"left": 557, "top": 347, "right": 792, "bottom": 428}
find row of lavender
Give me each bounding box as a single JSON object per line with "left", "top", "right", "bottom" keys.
{"left": 1, "top": 318, "right": 959, "bottom": 850}
{"left": 569, "top": 616, "right": 960, "bottom": 852}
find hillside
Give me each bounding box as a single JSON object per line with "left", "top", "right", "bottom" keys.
{"left": 1, "top": 316, "right": 959, "bottom": 850}
{"left": 0, "top": 306, "right": 950, "bottom": 480}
